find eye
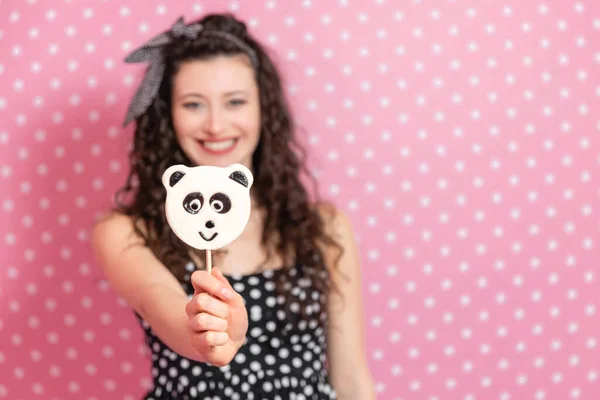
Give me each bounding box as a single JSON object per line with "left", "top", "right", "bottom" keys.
{"left": 209, "top": 193, "right": 231, "bottom": 214}
{"left": 183, "top": 192, "right": 204, "bottom": 214}
{"left": 183, "top": 102, "right": 203, "bottom": 110}
{"left": 228, "top": 99, "right": 247, "bottom": 107}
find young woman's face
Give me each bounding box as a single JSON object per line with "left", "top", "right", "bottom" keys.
{"left": 171, "top": 55, "right": 261, "bottom": 170}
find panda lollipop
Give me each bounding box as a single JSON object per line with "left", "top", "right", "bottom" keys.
{"left": 161, "top": 163, "right": 253, "bottom": 274}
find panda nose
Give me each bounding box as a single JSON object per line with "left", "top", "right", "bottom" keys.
{"left": 205, "top": 221, "right": 215, "bottom": 229}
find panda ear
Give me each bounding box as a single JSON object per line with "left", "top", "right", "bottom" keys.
{"left": 162, "top": 165, "right": 188, "bottom": 189}
{"left": 229, "top": 171, "right": 248, "bottom": 188}
{"left": 228, "top": 164, "right": 253, "bottom": 188}
{"left": 169, "top": 171, "right": 185, "bottom": 187}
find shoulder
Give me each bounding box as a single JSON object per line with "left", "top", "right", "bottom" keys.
{"left": 314, "top": 201, "right": 355, "bottom": 244}
{"left": 90, "top": 211, "right": 185, "bottom": 313}
{"left": 92, "top": 211, "right": 136, "bottom": 241}
{"left": 93, "top": 210, "right": 131, "bottom": 231}
{"left": 312, "top": 201, "right": 359, "bottom": 274}
{"left": 91, "top": 211, "right": 146, "bottom": 258}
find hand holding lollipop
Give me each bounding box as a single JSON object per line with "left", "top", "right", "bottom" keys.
{"left": 161, "top": 163, "right": 253, "bottom": 363}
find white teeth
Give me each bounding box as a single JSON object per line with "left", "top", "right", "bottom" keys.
{"left": 202, "top": 139, "right": 235, "bottom": 151}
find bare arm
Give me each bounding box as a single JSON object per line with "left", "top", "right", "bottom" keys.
{"left": 320, "top": 205, "right": 376, "bottom": 400}
{"left": 91, "top": 212, "right": 246, "bottom": 366}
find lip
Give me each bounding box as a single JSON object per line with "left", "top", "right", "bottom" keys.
{"left": 197, "top": 138, "right": 239, "bottom": 155}
{"left": 199, "top": 231, "right": 218, "bottom": 241}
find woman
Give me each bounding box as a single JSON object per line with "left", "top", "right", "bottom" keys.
{"left": 92, "top": 12, "right": 375, "bottom": 400}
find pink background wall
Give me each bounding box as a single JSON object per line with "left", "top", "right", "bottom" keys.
{"left": 1, "top": 1, "right": 599, "bottom": 399}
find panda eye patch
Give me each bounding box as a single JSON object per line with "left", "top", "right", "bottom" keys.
{"left": 183, "top": 192, "right": 204, "bottom": 214}
{"left": 209, "top": 193, "right": 231, "bottom": 214}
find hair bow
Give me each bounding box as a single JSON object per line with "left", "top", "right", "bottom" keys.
{"left": 121, "top": 17, "right": 203, "bottom": 127}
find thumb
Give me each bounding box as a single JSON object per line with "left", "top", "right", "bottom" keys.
{"left": 190, "top": 270, "right": 209, "bottom": 296}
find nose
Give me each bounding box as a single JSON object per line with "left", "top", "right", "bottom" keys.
{"left": 205, "top": 106, "right": 225, "bottom": 135}
{"left": 205, "top": 221, "right": 215, "bottom": 229}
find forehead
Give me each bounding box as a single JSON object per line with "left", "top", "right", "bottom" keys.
{"left": 172, "top": 55, "right": 256, "bottom": 95}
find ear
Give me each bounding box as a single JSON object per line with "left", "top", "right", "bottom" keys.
{"left": 162, "top": 164, "right": 188, "bottom": 189}
{"left": 227, "top": 164, "right": 253, "bottom": 189}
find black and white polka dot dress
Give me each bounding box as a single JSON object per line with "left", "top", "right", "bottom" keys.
{"left": 135, "top": 261, "right": 337, "bottom": 399}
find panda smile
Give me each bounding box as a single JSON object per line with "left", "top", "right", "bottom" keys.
{"left": 199, "top": 232, "right": 218, "bottom": 241}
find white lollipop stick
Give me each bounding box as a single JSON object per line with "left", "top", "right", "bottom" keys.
{"left": 161, "top": 163, "right": 254, "bottom": 273}
{"left": 206, "top": 250, "right": 212, "bottom": 274}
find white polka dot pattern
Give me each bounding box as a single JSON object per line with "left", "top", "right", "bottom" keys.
{"left": 0, "top": 1, "right": 599, "bottom": 399}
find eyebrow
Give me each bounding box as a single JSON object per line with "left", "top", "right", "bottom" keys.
{"left": 176, "top": 90, "right": 249, "bottom": 101}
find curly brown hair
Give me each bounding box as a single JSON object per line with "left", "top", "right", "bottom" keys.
{"left": 112, "top": 13, "right": 343, "bottom": 327}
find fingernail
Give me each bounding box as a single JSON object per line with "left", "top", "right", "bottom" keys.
{"left": 221, "top": 288, "right": 233, "bottom": 300}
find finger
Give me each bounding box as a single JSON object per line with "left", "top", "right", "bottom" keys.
{"left": 212, "top": 268, "right": 230, "bottom": 285}
{"left": 204, "top": 331, "right": 229, "bottom": 346}
{"left": 190, "top": 270, "right": 234, "bottom": 302}
{"left": 212, "top": 269, "right": 244, "bottom": 306}
{"left": 188, "top": 312, "right": 228, "bottom": 332}
{"left": 191, "top": 331, "right": 229, "bottom": 349}
{"left": 185, "top": 293, "right": 229, "bottom": 319}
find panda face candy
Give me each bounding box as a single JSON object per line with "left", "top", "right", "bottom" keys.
{"left": 161, "top": 163, "right": 253, "bottom": 251}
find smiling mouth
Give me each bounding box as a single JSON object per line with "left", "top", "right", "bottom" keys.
{"left": 198, "top": 138, "right": 238, "bottom": 154}
{"left": 199, "top": 232, "right": 218, "bottom": 241}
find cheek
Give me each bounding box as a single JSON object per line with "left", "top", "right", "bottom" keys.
{"left": 172, "top": 108, "right": 200, "bottom": 138}
{"left": 235, "top": 105, "right": 261, "bottom": 139}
